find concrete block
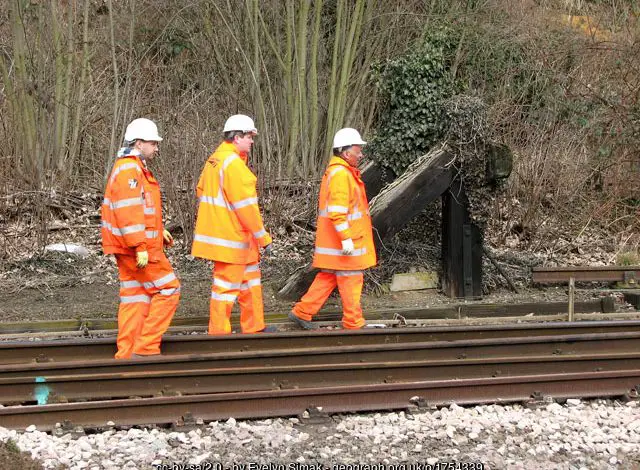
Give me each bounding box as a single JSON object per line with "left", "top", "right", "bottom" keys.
{"left": 390, "top": 272, "right": 438, "bottom": 292}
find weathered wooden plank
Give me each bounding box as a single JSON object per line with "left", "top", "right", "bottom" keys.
{"left": 360, "top": 160, "right": 394, "bottom": 202}
{"left": 441, "top": 178, "right": 482, "bottom": 298}
{"left": 368, "top": 147, "right": 453, "bottom": 241}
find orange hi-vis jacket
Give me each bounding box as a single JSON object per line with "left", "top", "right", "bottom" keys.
{"left": 192, "top": 141, "right": 272, "bottom": 265}
{"left": 102, "top": 150, "right": 164, "bottom": 259}
{"left": 312, "top": 156, "right": 377, "bottom": 271}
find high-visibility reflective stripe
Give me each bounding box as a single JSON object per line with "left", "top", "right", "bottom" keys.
{"left": 120, "top": 294, "right": 151, "bottom": 304}
{"left": 334, "top": 222, "right": 349, "bottom": 232}
{"left": 199, "top": 195, "right": 216, "bottom": 205}
{"left": 111, "top": 197, "right": 144, "bottom": 210}
{"left": 120, "top": 280, "right": 142, "bottom": 289}
{"left": 335, "top": 270, "right": 363, "bottom": 277}
{"left": 223, "top": 155, "right": 239, "bottom": 170}
{"left": 110, "top": 162, "right": 141, "bottom": 181}
{"left": 199, "top": 191, "right": 230, "bottom": 209}
{"left": 315, "top": 247, "right": 367, "bottom": 257}
{"left": 240, "top": 278, "right": 261, "bottom": 290}
{"left": 231, "top": 197, "right": 258, "bottom": 210}
{"left": 319, "top": 209, "right": 362, "bottom": 221}
{"left": 121, "top": 224, "right": 146, "bottom": 235}
{"left": 327, "top": 205, "right": 349, "bottom": 213}
{"left": 143, "top": 272, "right": 177, "bottom": 289}
{"left": 103, "top": 221, "right": 145, "bottom": 237}
{"left": 319, "top": 269, "right": 362, "bottom": 276}
{"left": 213, "top": 278, "right": 242, "bottom": 290}
{"left": 193, "top": 234, "right": 249, "bottom": 249}
{"left": 159, "top": 287, "right": 180, "bottom": 296}
{"left": 245, "top": 264, "right": 260, "bottom": 273}
{"left": 146, "top": 230, "right": 159, "bottom": 238}
{"left": 211, "top": 292, "right": 237, "bottom": 302}
{"left": 144, "top": 207, "right": 156, "bottom": 215}
{"left": 103, "top": 198, "right": 111, "bottom": 206}
{"left": 253, "top": 229, "right": 267, "bottom": 238}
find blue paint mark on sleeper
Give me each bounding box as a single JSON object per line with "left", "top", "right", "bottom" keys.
{"left": 34, "top": 377, "right": 50, "bottom": 405}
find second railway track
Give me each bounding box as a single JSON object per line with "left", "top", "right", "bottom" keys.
{"left": 3, "top": 320, "right": 640, "bottom": 364}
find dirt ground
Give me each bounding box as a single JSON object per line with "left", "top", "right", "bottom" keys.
{"left": 0, "top": 263, "right": 616, "bottom": 325}
{"left": 0, "top": 227, "right": 631, "bottom": 325}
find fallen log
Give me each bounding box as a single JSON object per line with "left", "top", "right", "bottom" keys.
{"left": 278, "top": 146, "right": 454, "bottom": 300}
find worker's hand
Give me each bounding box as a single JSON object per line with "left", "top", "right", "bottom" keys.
{"left": 262, "top": 243, "right": 273, "bottom": 257}
{"left": 162, "top": 229, "right": 174, "bottom": 247}
{"left": 341, "top": 238, "right": 354, "bottom": 255}
{"left": 136, "top": 250, "right": 149, "bottom": 268}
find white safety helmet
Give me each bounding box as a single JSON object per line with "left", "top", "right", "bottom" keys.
{"left": 223, "top": 114, "right": 258, "bottom": 135}
{"left": 124, "top": 118, "right": 163, "bottom": 142}
{"left": 332, "top": 128, "right": 367, "bottom": 149}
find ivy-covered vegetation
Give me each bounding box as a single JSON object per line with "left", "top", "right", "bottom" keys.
{"left": 368, "top": 31, "right": 458, "bottom": 175}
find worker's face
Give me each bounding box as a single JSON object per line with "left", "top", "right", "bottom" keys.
{"left": 234, "top": 133, "right": 255, "bottom": 155}
{"left": 135, "top": 140, "right": 160, "bottom": 161}
{"left": 342, "top": 145, "right": 364, "bottom": 168}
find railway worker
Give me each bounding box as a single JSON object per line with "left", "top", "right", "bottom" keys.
{"left": 289, "top": 128, "right": 377, "bottom": 330}
{"left": 191, "top": 114, "right": 275, "bottom": 335}
{"left": 101, "top": 118, "right": 181, "bottom": 359}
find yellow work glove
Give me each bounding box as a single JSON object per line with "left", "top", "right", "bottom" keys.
{"left": 136, "top": 250, "right": 149, "bottom": 268}
{"left": 162, "top": 229, "right": 174, "bottom": 247}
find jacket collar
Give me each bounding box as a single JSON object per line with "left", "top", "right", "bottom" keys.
{"left": 328, "top": 156, "right": 362, "bottom": 180}
{"left": 328, "top": 156, "right": 349, "bottom": 168}
{"left": 117, "top": 147, "right": 148, "bottom": 169}
{"left": 212, "top": 141, "right": 248, "bottom": 163}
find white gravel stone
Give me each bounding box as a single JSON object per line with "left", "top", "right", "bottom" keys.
{"left": 3, "top": 399, "right": 640, "bottom": 468}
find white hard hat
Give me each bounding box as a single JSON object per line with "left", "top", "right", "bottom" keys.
{"left": 124, "top": 118, "right": 163, "bottom": 142}
{"left": 332, "top": 128, "right": 367, "bottom": 149}
{"left": 223, "top": 114, "right": 258, "bottom": 135}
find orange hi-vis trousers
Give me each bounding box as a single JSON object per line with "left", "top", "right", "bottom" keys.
{"left": 209, "top": 261, "right": 265, "bottom": 334}
{"left": 292, "top": 269, "right": 365, "bottom": 329}
{"left": 114, "top": 253, "right": 180, "bottom": 359}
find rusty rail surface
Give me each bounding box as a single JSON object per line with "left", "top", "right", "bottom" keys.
{"left": 2, "top": 320, "right": 640, "bottom": 365}
{"left": 532, "top": 266, "right": 640, "bottom": 283}
{"left": 2, "top": 332, "right": 640, "bottom": 380}
{"left": 1, "top": 369, "right": 639, "bottom": 431}
{"left": 2, "top": 353, "right": 639, "bottom": 405}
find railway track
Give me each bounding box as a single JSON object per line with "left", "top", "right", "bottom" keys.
{"left": 3, "top": 320, "right": 640, "bottom": 364}
{"left": 1, "top": 353, "right": 638, "bottom": 404}
{"left": 1, "top": 369, "right": 638, "bottom": 431}
{"left": 0, "top": 323, "right": 639, "bottom": 430}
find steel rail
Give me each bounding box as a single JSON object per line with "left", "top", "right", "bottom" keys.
{"left": 532, "top": 266, "right": 640, "bottom": 283}
{"left": 3, "top": 320, "right": 640, "bottom": 364}
{"left": 1, "top": 369, "right": 639, "bottom": 431}
{"left": 2, "top": 353, "right": 640, "bottom": 405}
{"left": 2, "top": 331, "right": 640, "bottom": 379}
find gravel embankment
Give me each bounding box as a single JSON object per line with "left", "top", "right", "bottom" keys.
{"left": 2, "top": 399, "right": 640, "bottom": 469}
